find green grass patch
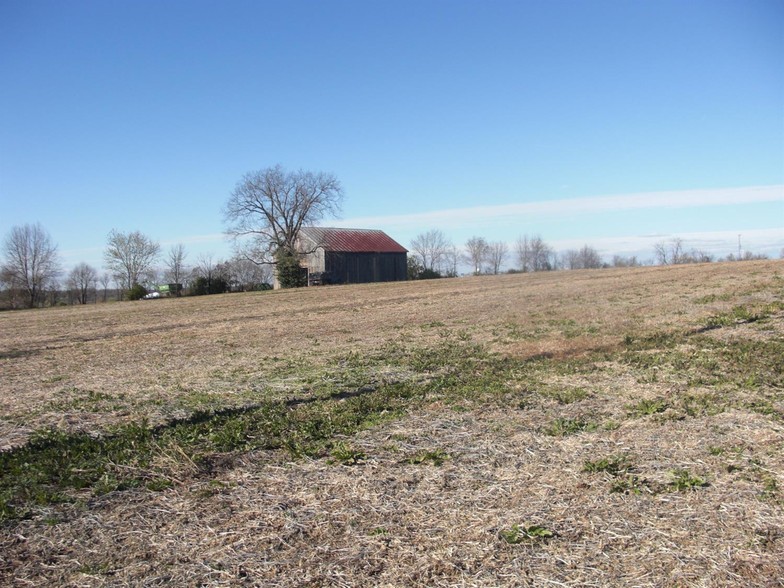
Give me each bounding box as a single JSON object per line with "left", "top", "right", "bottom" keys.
{"left": 704, "top": 302, "right": 784, "bottom": 330}
{"left": 621, "top": 333, "right": 783, "bottom": 403}
{"left": 407, "top": 449, "right": 450, "bottom": 466}
{"left": 544, "top": 418, "right": 597, "bottom": 436}
{"left": 693, "top": 293, "right": 731, "bottom": 304}
{"left": 626, "top": 398, "right": 669, "bottom": 418}
{"left": 583, "top": 455, "right": 632, "bottom": 476}
{"left": 0, "top": 377, "right": 423, "bottom": 520}
{"left": 678, "top": 392, "right": 728, "bottom": 417}
{"left": 499, "top": 524, "right": 555, "bottom": 544}
{"left": 610, "top": 474, "right": 650, "bottom": 495}
{"left": 622, "top": 331, "right": 682, "bottom": 351}
{"left": 45, "top": 388, "right": 121, "bottom": 413}
{"left": 543, "top": 386, "right": 590, "bottom": 404}
{"left": 583, "top": 455, "right": 650, "bottom": 494}
{"left": 761, "top": 476, "right": 779, "bottom": 501}
{"left": 0, "top": 337, "right": 498, "bottom": 521}
{"left": 329, "top": 442, "right": 367, "bottom": 465}
{"left": 669, "top": 469, "right": 709, "bottom": 491}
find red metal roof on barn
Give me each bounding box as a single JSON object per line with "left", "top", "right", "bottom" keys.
{"left": 300, "top": 227, "right": 407, "bottom": 253}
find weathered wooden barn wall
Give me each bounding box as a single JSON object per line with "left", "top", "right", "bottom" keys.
{"left": 303, "top": 247, "right": 326, "bottom": 273}
{"left": 325, "top": 251, "right": 407, "bottom": 284}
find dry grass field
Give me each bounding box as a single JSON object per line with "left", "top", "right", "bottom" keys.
{"left": 1, "top": 260, "right": 783, "bottom": 586}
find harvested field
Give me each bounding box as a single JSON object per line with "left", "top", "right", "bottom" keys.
{"left": 1, "top": 261, "right": 783, "bottom": 586}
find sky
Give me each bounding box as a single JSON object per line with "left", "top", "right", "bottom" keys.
{"left": 1, "top": 0, "right": 782, "bottom": 274}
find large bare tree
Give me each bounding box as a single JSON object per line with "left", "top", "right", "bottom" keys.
{"left": 228, "top": 255, "right": 273, "bottom": 291}
{"left": 104, "top": 230, "right": 160, "bottom": 292}
{"left": 464, "top": 236, "right": 489, "bottom": 275}
{"left": 224, "top": 165, "right": 344, "bottom": 264}
{"left": 165, "top": 243, "right": 188, "bottom": 286}
{"left": 612, "top": 255, "right": 640, "bottom": 268}
{"left": 410, "top": 229, "right": 451, "bottom": 273}
{"left": 654, "top": 238, "right": 685, "bottom": 265}
{"left": 563, "top": 245, "right": 603, "bottom": 270}
{"left": 445, "top": 244, "right": 460, "bottom": 278}
{"left": 99, "top": 272, "right": 113, "bottom": 302}
{"left": 1, "top": 223, "right": 61, "bottom": 308}
{"left": 515, "top": 235, "right": 531, "bottom": 272}
{"left": 531, "top": 236, "right": 556, "bottom": 271}
{"left": 67, "top": 262, "right": 97, "bottom": 304}
{"left": 487, "top": 241, "right": 508, "bottom": 275}
{"left": 516, "top": 234, "right": 555, "bottom": 272}
{"left": 194, "top": 254, "right": 219, "bottom": 293}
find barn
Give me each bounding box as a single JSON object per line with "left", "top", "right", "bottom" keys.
{"left": 296, "top": 227, "right": 408, "bottom": 286}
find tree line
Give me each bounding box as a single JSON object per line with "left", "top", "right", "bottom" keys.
{"left": 0, "top": 164, "right": 341, "bottom": 307}
{"left": 2, "top": 225, "right": 777, "bottom": 309}
{"left": 406, "top": 230, "right": 775, "bottom": 279}
{"left": 406, "top": 229, "right": 616, "bottom": 279}
{"left": 0, "top": 224, "right": 273, "bottom": 309}
{"left": 1, "top": 165, "right": 779, "bottom": 308}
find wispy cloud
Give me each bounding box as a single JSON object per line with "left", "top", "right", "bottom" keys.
{"left": 334, "top": 185, "right": 783, "bottom": 230}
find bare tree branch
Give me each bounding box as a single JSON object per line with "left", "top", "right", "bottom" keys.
{"left": 562, "top": 245, "right": 603, "bottom": 270}
{"left": 67, "top": 262, "right": 97, "bottom": 304}
{"left": 487, "top": 241, "right": 508, "bottom": 275}
{"left": 224, "top": 165, "right": 343, "bottom": 264}
{"left": 516, "top": 234, "right": 555, "bottom": 272}
{"left": 165, "top": 244, "right": 188, "bottom": 286}
{"left": 410, "top": 229, "right": 451, "bottom": 273}
{"left": 1, "top": 223, "right": 61, "bottom": 308}
{"left": 104, "top": 230, "right": 161, "bottom": 293}
{"left": 464, "top": 236, "right": 489, "bottom": 275}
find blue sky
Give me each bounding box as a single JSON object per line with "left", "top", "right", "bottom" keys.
{"left": 1, "top": 0, "right": 782, "bottom": 273}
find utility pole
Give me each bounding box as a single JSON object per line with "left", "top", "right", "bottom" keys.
{"left": 738, "top": 234, "right": 742, "bottom": 260}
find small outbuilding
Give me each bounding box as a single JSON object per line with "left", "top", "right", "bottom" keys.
{"left": 296, "top": 227, "right": 408, "bottom": 286}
